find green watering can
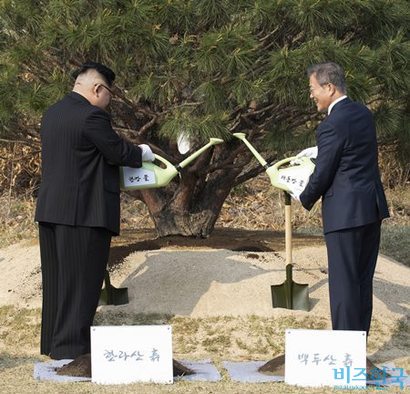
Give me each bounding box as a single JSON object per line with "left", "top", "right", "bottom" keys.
{"left": 233, "top": 133, "right": 315, "bottom": 193}
{"left": 120, "top": 138, "right": 224, "bottom": 190}
{"left": 101, "top": 137, "right": 223, "bottom": 305}
{"left": 233, "top": 132, "right": 313, "bottom": 312}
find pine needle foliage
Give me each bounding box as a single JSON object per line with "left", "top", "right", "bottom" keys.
{"left": 0, "top": 0, "right": 408, "bottom": 234}
{"left": 1, "top": 0, "right": 408, "bottom": 146}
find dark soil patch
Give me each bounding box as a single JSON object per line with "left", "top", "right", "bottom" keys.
{"left": 55, "top": 354, "right": 194, "bottom": 378}
{"left": 108, "top": 227, "right": 324, "bottom": 269}
{"left": 56, "top": 354, "right": 91, "bottom": 378}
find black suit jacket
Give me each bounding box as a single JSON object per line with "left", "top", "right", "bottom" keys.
{"left": 300, "top": 98, "right": 389, "bottom": 234}
{"left": 35, "top": 92, "right": 142, "bottom": 234}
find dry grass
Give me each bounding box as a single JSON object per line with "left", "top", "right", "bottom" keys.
{"left": 0, "top": 150, "right": 409, "bottom": 391}
{"left": 0, "top": 306, "right": 41, "bottom": 352}
{"left": 0, "top": 305, "right": 408, "bottom": 393}
{"left": 216, "top": 175, "right": 323, "bottom": 231}
{"left": 1, "top": 179, "right": 410, "bottom": 267}
{"left": 0, "top": 195, "right": 38, "bottom": 248}
{"left": 93, "top": 311, "right": 329, "bottom": 361}
{"left": 0, "top": 139, "right": 408, "bottom": 245}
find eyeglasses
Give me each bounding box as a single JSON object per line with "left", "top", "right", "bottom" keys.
{"left": 95, "top": 83, "right": 114, "bottom": 96}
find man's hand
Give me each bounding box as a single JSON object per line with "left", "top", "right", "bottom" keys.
{"left": 138, "top": 144, "right": 155, "bottom": 162}
{"left": 296, "top": 146, "right": 318, "bottom": 159}
{"left": 288, "top": 188, "right": 301, "bottom": 201}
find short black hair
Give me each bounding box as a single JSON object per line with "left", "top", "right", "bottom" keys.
{"left": 72, "top": 61, "right": 116, "bottom": 86}
{"left": 307, "top": 62, "right": 346, "bottom": 94}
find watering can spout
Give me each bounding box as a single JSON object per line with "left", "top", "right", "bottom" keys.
{"left": 233, "top": 133, "right": 269, "bottom": 169}
{"left": 233, "top": 133, "right": 315, "bottom": 193}
{"left": 177, "top": 137, "right": 223, "bottom": 169}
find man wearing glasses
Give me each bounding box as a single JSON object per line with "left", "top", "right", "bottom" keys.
{"left": 35, "top": 62, "right": 154, "bottom": 362}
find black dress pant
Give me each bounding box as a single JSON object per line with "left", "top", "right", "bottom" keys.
{"left": 325, "top": 221, "right": 381, "bottom": 335}
{"left": 39, "top": 223, "right": 112, "bottom": 359}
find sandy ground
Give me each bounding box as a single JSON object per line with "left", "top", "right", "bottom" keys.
{"left": 0, "top": 232, "right": 410, "bottom": 393}
{"left": 0, "top": 238, "right": 408, "bottom": 324}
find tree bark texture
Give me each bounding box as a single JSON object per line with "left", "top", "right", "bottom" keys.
{"left": 133, "top": 145, "right": 245, "bottom": 237}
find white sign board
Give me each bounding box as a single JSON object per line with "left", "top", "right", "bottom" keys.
{"left": 121, "top": 166, "right": 157, "bottom": 189}
{"left": 285, "top": 329, "right": 366, "bottom": 388}
{"left": 91, "top": 325, "right": 173, "bottom": 384}
{"left": 277, "top": 166, "right": 313, "bottom": 194}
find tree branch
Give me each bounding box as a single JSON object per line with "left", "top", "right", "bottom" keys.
{"left": 138, "top": 115, "right": 158, "bottom": 136}
{"left": 0, "top": 138, "right": 39, "bottom": 148}
{"left": 233, "top": 152, "right": 278, "bottom": 186}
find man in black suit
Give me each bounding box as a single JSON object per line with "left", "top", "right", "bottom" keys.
{"left": 293, "top": 62, "right": 389, "bottom": 373}
{"left": 35, "top": 62, "right": 154, "bottom": 360}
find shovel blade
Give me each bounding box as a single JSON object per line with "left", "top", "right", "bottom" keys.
{"left": 100, "top": 271, "right": 129, "bottom": 305}
{"left": 100, "top": 285, "right": 129, "bottom": 305}
{"left": 271, "top": 281, "right": 309, "bottom": 311}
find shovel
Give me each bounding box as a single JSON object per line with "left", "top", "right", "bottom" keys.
{"left": 99, "top": 270, "right": 129, "bottom": 305}
{"left": 232, "top": 133, "right": 310, "bottom": 311}
{"left": 271, "top": 192, "right": 309, "bottom": 311}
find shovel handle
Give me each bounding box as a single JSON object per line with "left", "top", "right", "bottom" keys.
{"left": 104, "top": 270, "right": 111, "bottom": 286}
{"left": 284, "top": 192, "right": 292, "bottom": 265}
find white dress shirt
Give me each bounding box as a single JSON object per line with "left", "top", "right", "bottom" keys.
{"left": 328, "top": 95, "right": 348, "bottom": 115}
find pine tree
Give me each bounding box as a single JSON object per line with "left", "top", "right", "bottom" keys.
{"left": 0, "top": 0, "right": 409, "bottom": 236}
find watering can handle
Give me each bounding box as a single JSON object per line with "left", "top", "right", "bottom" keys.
{"left": 272, "top": 157, "right": 297, "bottom": 171}
{"left": 272, "top": 156, "right": 315, "bottom": 170}
{"left": 152, "top": 154, "right": 175, "bottom": 170}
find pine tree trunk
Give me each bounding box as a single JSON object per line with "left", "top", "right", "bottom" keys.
{"left": 152, "top": 206, "right": 220, "bottom": 237}
{"left": 137, "top": 167, "right": 240, "bottom": 238}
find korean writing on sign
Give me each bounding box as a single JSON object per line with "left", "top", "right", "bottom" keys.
{"left": 91, "top": 326, "right": 173, "bottom": 384}
{"left": 298, "top": 353, "right": 352, "bottom": 367}
{"left": 279, "top": 174, "right": 306, "bottom": 188}
{"left": 103, "top": 348, "right": 160, "bottom": 362}
{"left": 285, "top": 329, "right": 367, "bottom": 388}
{"left": 121, "top": 167, "right": 157, "bottom": 189}
{"left": 128, "top": 173, "right": 153, "bottom": 184}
